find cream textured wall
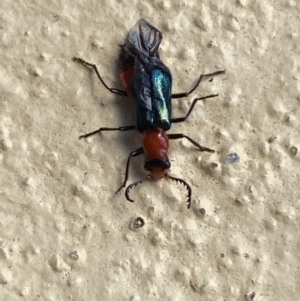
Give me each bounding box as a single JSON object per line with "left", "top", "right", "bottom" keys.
{"left": 0, "top": 1, "right": 299, "bottom": 300}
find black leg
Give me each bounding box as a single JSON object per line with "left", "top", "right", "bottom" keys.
{"left": 171, "top": 94, "right": 218, "bottom": 123}
{"left": 79, "top": 125, "right": 135, "bottom": 140}
{"left": 168, "top": 133, "right": 215, "bottom": 153}
{"left": 171, "top": 70, "right": 225, "bottom": 99}
{"left": 73, "top": 57, "right": 128, "bottom": 97}
{"left": 116, "top": 147, "right": 144, "bottom": 193}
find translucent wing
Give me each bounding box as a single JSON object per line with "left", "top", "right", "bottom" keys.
{"left": 126, "top": 18, "right": 162, "bottom": 58}
{"left": 123, "top": 19, "right": 172, "bottom": 132}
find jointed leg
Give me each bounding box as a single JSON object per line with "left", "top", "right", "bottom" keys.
{"left": 73, "top": 57, "right": 128, "bottom": 96}
{"left": 168, "top": 133, "right": 215, "bottom": 153}
{"left": 79, "top": 125, "right": 135, "bottom": 140}
{"left": 115, "top": 147, "right": 144, "bottom": 193}
{"left": 171, "top": 94, "right": 219, "bottom": 123}
{"left": 171, "top": 70, "right": 225, "bottom": 99}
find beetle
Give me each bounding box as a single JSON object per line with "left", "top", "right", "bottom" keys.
{"left": 74, "top": 19, "right": 225, "bottom": 208}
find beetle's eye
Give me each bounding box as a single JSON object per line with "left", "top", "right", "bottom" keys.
{"left": 144, "top": 159, "right": 170, "bottom": 171}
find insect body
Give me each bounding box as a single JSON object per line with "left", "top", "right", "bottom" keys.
{"left": 74, "top": 19, "right": 225, "bottom": 208}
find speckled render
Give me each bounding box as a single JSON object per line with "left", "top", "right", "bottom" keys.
{"left": 0, "top": 1, "right": 299, "bottom": 301}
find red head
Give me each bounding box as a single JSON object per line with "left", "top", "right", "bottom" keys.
{"left": 142, "top": 128, "right": 170, "bottom": 179}
{"left": 124, "top": 128, "right": 192, "bottom": 208}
